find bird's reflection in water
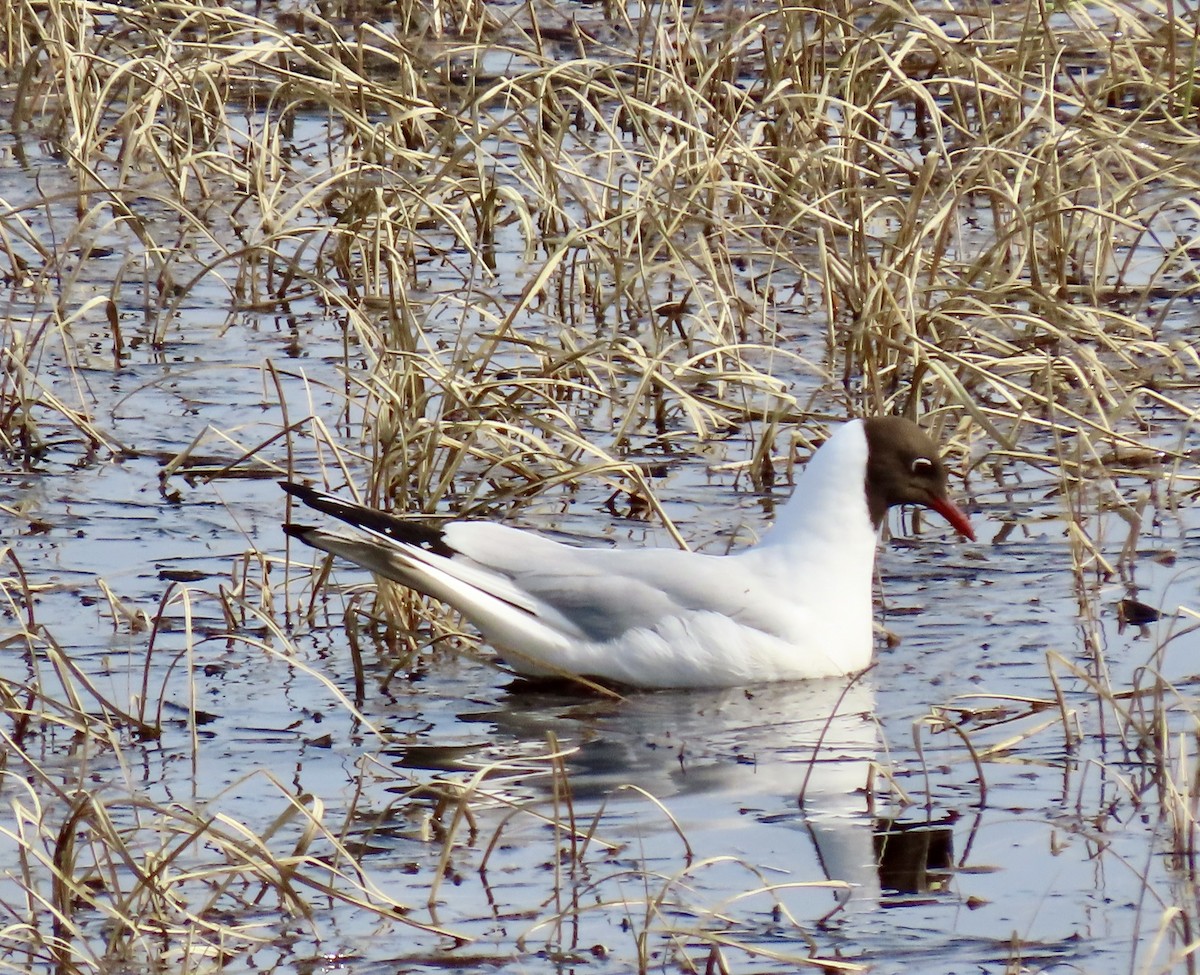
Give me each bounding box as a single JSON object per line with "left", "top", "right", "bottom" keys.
{"left": 445, "top": 675, "right": 958, "bottom": 914}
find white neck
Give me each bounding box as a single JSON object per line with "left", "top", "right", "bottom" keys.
{"left": 738, "top": 419, "right": 880, "bottom": 674}
{"left": 755, "top": 420, "right": 875, "bottom": 551}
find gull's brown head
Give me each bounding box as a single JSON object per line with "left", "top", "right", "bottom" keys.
{"left": 862, "top": 416, "right": 974, "bottom": 540}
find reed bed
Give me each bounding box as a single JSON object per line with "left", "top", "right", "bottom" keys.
{"left": 2, "top": 0, "right": 1200, "bottom": 970}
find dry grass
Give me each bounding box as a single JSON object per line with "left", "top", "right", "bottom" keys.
{"left": 2, "top": 0, "right": 1200, "bottom": 969}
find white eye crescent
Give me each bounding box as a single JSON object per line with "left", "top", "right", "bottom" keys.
{"left": 911, "top": 457, "right": 934, "bottom": 475}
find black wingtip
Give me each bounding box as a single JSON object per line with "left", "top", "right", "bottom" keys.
{"left": 278, "top": 481, "right": 455, "bottom": 556}
{"left": 280, "top": 480, "right": 358, "bottom": 521}
{"left": 280, "top": 480, "right": 320, "bottom": 502}
{"left": 281, "top": 522, "right": 314, "bottom": 541}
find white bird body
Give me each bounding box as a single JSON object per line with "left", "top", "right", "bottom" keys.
{"left": 283, "top": 418, "right": 972, "bottom": 689}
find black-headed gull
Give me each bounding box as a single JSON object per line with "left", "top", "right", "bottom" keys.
{"left": 281, "top": 417, "right": 974, "bottom": 688}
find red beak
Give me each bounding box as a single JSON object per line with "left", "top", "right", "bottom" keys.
{"left": 929, "top": 496, "right": 975, "bottom": 541}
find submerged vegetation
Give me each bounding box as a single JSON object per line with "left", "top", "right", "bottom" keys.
{"left": 1, "top": 0, "right": 1200, "bottom": 970}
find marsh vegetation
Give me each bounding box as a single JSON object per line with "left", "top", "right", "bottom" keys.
{"left": 1, "top": 0, "right": 1200, "bottom": 970}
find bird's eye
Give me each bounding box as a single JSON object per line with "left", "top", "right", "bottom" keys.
{"left": 911, "top": 456, "right": 934, "bottom": 475}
